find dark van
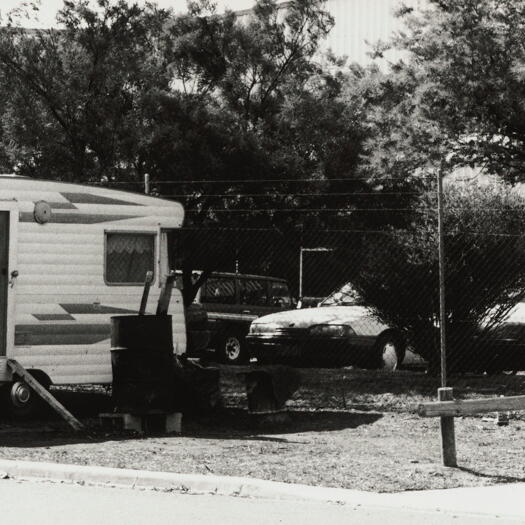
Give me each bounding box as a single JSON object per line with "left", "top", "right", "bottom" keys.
{"left": 184, "top": 272, "right": 293, "bottom": 364}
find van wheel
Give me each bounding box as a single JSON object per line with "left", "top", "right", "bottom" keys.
{"left": 220, "top": 331, "right": 246, "bottom": 365}
{"left": 2, "top": 372, "right": 51, "bottom": 418}
{"left": 375, "top": 334, "right": 405, "bottom": 372}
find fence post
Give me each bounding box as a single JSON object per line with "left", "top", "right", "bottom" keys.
{"left": 437, "top": 164, "right": 456, "bottom": 466}
{"left": 437, "top": 164, "right": 447, "bottom": 387}
{"left": 438, "top": 387, "right": 457, "bottom": 467}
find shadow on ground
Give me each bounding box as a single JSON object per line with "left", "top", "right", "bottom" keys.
{"left": 219, "top": 368, "right": 525, "bottom": 414}
{"left": 457, "top": 466, "right": 525, "bottom": 484}
{"left": 183, "top": 407, "right": 383, "bottom": 438}
{"left": 0, "top": 400, "right": 382, "bottom": 448}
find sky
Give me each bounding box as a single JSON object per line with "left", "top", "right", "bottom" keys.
{"left": 0, "top": 0, "right": 411, "bottom": 64}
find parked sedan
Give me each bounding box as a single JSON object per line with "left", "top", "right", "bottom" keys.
{"left": 246, "top": 283, "right": 406, "bottom": 370}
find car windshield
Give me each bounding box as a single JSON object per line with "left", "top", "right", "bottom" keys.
{"left": 320, "top": 283, "right": 362, "bottom": 307}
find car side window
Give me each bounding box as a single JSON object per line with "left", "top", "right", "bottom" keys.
{"left": 239, "top": 279, "right": 267, "bottom": 306}
{"left": 201, "top": 277, "right": 236, "bottom": 304}
{"left": 269, "top": 281, "right": 292, "bottom": 307}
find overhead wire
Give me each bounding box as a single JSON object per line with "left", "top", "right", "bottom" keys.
{"left": 185, "top": 207, "right": 419, "bottom": 213}
{"left": 158, "top": 191, "right": 431, "bottom": 198}
{"left": 89, "top": 175, "right": 437, "bottom": 185}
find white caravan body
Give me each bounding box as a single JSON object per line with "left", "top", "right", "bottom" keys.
{"left": 0, "top": 175, "right": 185, "bottom": 386}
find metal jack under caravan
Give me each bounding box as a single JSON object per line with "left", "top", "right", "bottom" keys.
{"left": 0, "top": 175, "right": 188, "bottom": 415}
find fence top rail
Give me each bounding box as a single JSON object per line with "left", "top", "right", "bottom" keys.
{"left": 416, "top": 394, "right": 525, "bottom": 418}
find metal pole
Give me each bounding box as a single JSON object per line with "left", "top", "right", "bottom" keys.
{"left": 144, "top": 173, "right": 150, "bottom": 195}
{"left": 437, "top": 165, "right": 447, "bottom": 388}
{"left": 437, "top": 163, "right": 457, "bottom": 467}
{"left": 299, "top": 248, "right": 303, "bottom": 300}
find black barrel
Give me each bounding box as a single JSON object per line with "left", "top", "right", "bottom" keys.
{"left": 110, "top": 315, "right": 175, "bottom": 413}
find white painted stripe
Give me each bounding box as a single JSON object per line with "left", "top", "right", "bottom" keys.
{"left": 17, "top": 265, "right": 101, "bottom": 276}
{"left": 18, "top": 253, "right": 102, "bottom": 265}
{"left": 18, "top": 232, "right": 101, "bottom": 244}
{"left": 13, "top": 352, "right": 110, "bottom": 366}
{"left": 19, "top": 275, "right": 107, "bottom": 286}
{"left": 0, "top": 190, "right": 69, "bottom": 203}
{"left": 18, "top": 242, "right": 100, "bottom": 255}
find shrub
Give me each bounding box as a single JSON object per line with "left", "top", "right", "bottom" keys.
{"left": 350, "top": 176, "right": 525, "bottom": 372}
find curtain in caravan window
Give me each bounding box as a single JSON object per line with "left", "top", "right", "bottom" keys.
{"left": 106, "top": 233, "right": 155, "bottom": 284}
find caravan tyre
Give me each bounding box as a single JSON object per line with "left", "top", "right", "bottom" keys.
{"left": 2, "top": 372, "right": 51, "bottom": 418}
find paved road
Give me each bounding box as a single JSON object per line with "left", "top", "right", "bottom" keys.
{"left": 0, "top": 478, "right": 521, "bottom": 525}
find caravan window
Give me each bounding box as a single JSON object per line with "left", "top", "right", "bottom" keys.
{"left": 105, "top": 233, "right": 155, "bottom": 285}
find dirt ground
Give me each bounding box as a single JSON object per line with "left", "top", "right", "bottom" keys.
{"left": 0, "top": 367, "right": 524, "bottom": 493}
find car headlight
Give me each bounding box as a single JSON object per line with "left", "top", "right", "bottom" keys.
{"left": 308, "top": 324, "right": 355, "bottom": 337}
{"left": 249, "top": 323, "right": 282, "bottom": 335}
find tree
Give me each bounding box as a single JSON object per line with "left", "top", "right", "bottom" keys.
{"left": 0, "top": 0, "right": 373, "bottom": 304}
{"left": 367, "top": 0, "right": 525, "bottom": 183}
{"left": 142, "top": 0, "right": 386, "bottom": 304}
{"left": 143, "top": 0, "right": 361, "bottom": 229}
{"left": 0, "top": 0, "right": 172, "bottom": 182}
{"left": 327, "top": 0, "right": 525, "bottom": 372}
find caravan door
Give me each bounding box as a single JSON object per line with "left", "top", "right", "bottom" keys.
{"left": 0, "top": 202, "right": 17, "bottom": 382}
{"left": 0, "top": 210, "right": 8, "bottom": 356}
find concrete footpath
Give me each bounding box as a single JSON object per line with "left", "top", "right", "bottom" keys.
{"left": 2, "top": 477, "right": 518, "bottom": 525}
{"left": 0, "top": 458, "right": 524, "bottom": 521}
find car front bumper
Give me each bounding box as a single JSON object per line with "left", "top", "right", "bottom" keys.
{"left": 246, "top": 333, "right": 376, "bottom": 367}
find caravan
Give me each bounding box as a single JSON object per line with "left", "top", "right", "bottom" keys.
{"left": 0, "top": 175, "right": 190, "bottom": 414}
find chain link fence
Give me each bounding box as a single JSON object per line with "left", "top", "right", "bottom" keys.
{"left": 170, "top": 225, "right": 525, "bottom": 383}
{"left": 98, "top": 175, "right": 525, "bottom": 418}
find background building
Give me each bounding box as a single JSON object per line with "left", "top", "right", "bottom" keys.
{"left": 0, "top": 0, "right": 415, "bottom": 64}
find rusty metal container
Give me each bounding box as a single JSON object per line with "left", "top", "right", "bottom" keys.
{"left": 110, "top": 315, "right": 174, "bottom": 413}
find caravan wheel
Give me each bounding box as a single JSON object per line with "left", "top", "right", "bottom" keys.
{"left": 2, "top": 372, "right": 51, "bottom": 418}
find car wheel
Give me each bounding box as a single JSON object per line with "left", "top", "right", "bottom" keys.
{"left": 375, "top": 334, "right": 405, "bottom": 372}
{"left": 220, "top": 332, "right": 246, "bottom": 365}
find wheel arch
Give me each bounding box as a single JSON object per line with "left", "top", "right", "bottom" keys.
{"left": 15, "top": 368, "right": 52, "bottom": 389}
{"left": 377, "top": 328, "right": 406, "bottom": 347}
{"left": 375, "top": 329, "right": 407, "bottom": 364}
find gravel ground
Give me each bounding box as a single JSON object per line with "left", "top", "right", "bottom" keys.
{"left": 0, "top": 367, "right": 524, "bottom": 492}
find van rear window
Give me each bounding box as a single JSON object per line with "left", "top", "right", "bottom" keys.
{"left": 105, "top": 233, "right": 155, "bottom": 285}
